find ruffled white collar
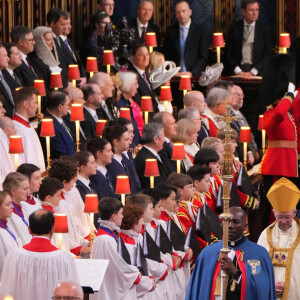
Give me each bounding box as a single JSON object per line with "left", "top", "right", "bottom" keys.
{"left": 120, "top": 229, "right": 139, "bottom": 240}
{"left": 98, "top": 219, "right": 120, "bottom": 233}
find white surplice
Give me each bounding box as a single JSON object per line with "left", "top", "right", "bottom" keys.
{"left": 21, "top": 197, "right": 42, "bottom": 220}
{"left": 7, "top": 212, "right": 31, "bottom": 245}
{"left": 0, "top": 238, "right": 78, "bottom": 300}
{"left": 13, "top": 116, "right": 46, "bottom": 172}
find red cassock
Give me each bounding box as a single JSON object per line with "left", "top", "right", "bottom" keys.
{"left": 261, "top": 96, "right": 298, "bottom": 177}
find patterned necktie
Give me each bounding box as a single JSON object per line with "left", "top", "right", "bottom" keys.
{"left": 142, "top": 72, "right": 151, "bottom": 89}
{"left": 26, "top": 57, "right": 37, "bottom": 76}
{"left": 0, "top": 72, "right": 13, "bottom": 103}
{"left": 141, "top": 26, "right": 147, "bottom": 41}
{"left": 61, "top": 121, "right": 73, "bottom": 139}
{"left": 180, "top": 26, "right": 187, "bottom": 71}
{"left": 105, "top": 172, "right": 113, "bottom": 191}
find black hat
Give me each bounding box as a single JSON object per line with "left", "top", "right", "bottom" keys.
{"left": 136, "top": 242, "right": 148, "bottom": 276}
{"left": 117, "top": 236, "right": 131, "bottom": 265}
{"left": 236, "top": 165, "right": 253, "bottom": 196}
{"left": 195, "top": 207, "right": 211, "bottom": 242}
{"left": 155, "top": 225, "right": 173, "bottom": 254}
{"left": 143, "top": 231, "right": 161, "bottom": 263}
{"left": 216, "top": 183, "right": 240, "bottom": 214}
{"left": 185, "top": 226, "right": 201, "bottom": 260}
{"left": 203, "top": 204, "right": 222, "bottom": 239}
{"left": 167, "top": 219, "right": 186, "bottom": 252}
{"left": 261, "top": 54, "right": 295, "bottom": 106}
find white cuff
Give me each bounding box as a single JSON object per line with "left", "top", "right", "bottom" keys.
{"left": 250, "top": 68, "right": 258, "bottom": 76}
{"left": 234, "top": 66, "right": 242, "bottom": 74}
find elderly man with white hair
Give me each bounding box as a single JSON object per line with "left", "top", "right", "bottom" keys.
{"left": 115, "top": 70, "right": 142, "bottom": 147}
{"left": 53, "top": 281, "right": 84, "bottom": 300}
{"left": 202, "top": 87, "right": 231, "bottom": 137}
{"left": 89, "top": 71, "right": 115, "bottom": 120}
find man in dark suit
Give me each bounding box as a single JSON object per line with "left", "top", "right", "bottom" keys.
{"left": 134, "top": 122, "right": 169, "bottom": 189}
{"left": 97, "top": 0, "right": 114, "bottom": 17}
{"left": 224, "top": 0, "right": 272, "bottom": 77}
{"left": 38, "top": 90, "right": 76, "bottom": 160}
{"left": 10, "top": 26, "right": 51, "bottom": 88}
{"left": 130, "top": 44, "right": 158, "bottom": 113}
{"left": 130, "top": 0, "right": 161, "bottom": 47}
{"left": 153, "top": 111, "right": 186, "bottom": 174}
{"left": 162, "top": 1, "right": 208, "bottom": 77}
{"left": 81, "top": 83, "right": 103, "bottom": 139}
{"left": 0, "top": 45, "right": 15, "bottom": 118}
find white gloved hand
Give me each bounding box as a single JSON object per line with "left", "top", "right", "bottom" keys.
{"left": 287, "top": 82, "right": 298, "bottom": 98}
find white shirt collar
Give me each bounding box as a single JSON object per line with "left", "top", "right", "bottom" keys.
{"left": 48, "top": 112, "right": 63, "bottom": 124}
{"left": 143, "top": 145, "right": 161, "bottom": 162}
{"left": 113, "top": 154, "right": 123, "bottom": 165}
{"left": 133, "top": 64, "right": 145, "bottom": 77}
{"left": 59, "top": 35, "right": 67, "bottom": 41}
{"left": 77, "top": 175, "right": 90, "bottom": 188}
{"left": 32, "top": 236, "right": 50, "bottom": 241}
{"left": 84, "top": 106, "right": 98, "bottom": 121}
{"left": 15, "top": 112, "right": 29, "bottom": 122}
{"left": 122, "top": 150, "right": 129, "bottom": 159}
{"left": 180, "top": 19, "right": 191, "bottom": 30}
{"left": 244, "top": 20, "right": 256, "bottom": 27}
{"left": 97, "top": 165, "right": 107, "bottom": 176}
{"left": 5, "top": 68, "right": 14, "bottom": 76}
{"left": 164, "top": 137, "right": 170, "bottom": 143}
{"left": 137, "top": 17, "right": 148, "bottom": 30}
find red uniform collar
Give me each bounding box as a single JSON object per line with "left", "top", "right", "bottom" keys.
{"left": 0, "top": 218, "right": 8, "bottom": 228}
{"left": 158, "top": 211, "right": 170, "bottom": 222}
{"left": 150, "top": 220, "right": 158, "bottom": 229}
{"left": 13, "top": 202, "right": 24, "bottom": 218}
{"left": 140, "top": 224, "right": 146, "bottom": 234}
{"left": 119, "top": 232, "right": 136, "bottom": 245}
{"left": 12, "top": 114, "right": 31, "bottom": 128}
{"left": 23, "top": 237, "right": 58, "bottom": 252}
{"left": 60, "top": 191, "right": 65, "bottom": 200}
{"left": 26, "top": 195, "right": 36, "bottom": 205}
{"left": 41, "top": 204, "right": 55, "bottom": 214}
{"left": 96, "top": 227, "right": 117, "bottom": 240}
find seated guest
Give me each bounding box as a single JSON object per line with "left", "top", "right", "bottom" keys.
{"left": 74, "top": 151, "right": 98, "bottom": 202}
{"left": 97, "top": 0, "right": 114, "bottom": 17}
{"left": 0, "top": 191, "right": 22, "bottom": 277}
{"left": 17, "top": 163, "right": 42, "bottom": 218}
{"left": 0, "top": 113, "right": 16, "bottom": 183}
{"left": 3, "top": 172, "right": 31, "bottom": 245}
{"left": 117, "top": 71, "right": 143, "bottom": 142}
{"left": 106, "top": 125, "right": 141, "bottom": 194}
{"left": 173, "top": 118, "right": 199, "bottom": 170}
{"left": 198, "top": 63, "right": 223, "bottom": 94}
{"left": 89, "top": 72, "right": 116, "bottom": 121}
{"left": 63, "top": 86, "right": 86, "bottom": 150}
{"left": 130, "top": 44, "right": 159, "bottom": 113}
{"left": 87, "top": 137, "right": 115, "bottom": 201}
{"left": 153, "top": 112, "right": 186, "bottom": 174}
{"left": 183, "top": 91, "right": 210, "bottom": 144}
{"left": 91, "top": 197, "right": 149, "bottom": 300}
{"left": 53, "top": 281, "right": 84, "bottom": 300}
{"left": 39, "top": 90, "right": 76, "bottom": 159}
{"left": 163, "top": 1, "right": 208, "bottom": 77}
{"left": 81, "top": 83, "right": 103, "bottom": 139}
{"left": 119, "top": 204, "right": 156, "bottom": 297}
{"left": 32, "top": 26, "right": 61, "bottom": 73}
{"left": 12, "top": 87, "right": 46, "bottom": 171}
{"left": 2, "top": 43, "right": 22, "bottom": 116}
{"left": 130, "top": 0, "right": 161, "bottom": 46}
{"left": 0, "top": 209, "right": 79, "bottom": 300}
{"left": 81, "top": 12, "right": 111, "bottom": 66}
{"left": 134, "top": 122, "right": 169, "bottom": 189}
{"left": 201, "top": 137, "right": 224, "bottom": 165}
{"left": 224, "top": 0, "right": 272, "bottom": 77}
{"left": 10, "top": 26, "right": 51, "bottom": 87}
{"left": 0, "top": 45, "right": 15, "bottom": 118}
{"left": 202, "top": 87, "right": 231, "bottom": 137}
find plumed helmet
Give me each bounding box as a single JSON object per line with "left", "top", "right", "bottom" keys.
{"left": 261, "top": 54, "right": 295, "bottom": 106}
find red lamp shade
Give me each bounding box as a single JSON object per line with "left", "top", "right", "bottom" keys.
{"left": 54, "top": 214, "right": 69, "bottom": 233}
{"left": 160, "top": 86, "right": 173, "bottom": 101}
{"left": 9, "top": 136, "right": 24, "bottom": 154}
{"left": 257, "top": 115, "right": 265, "bottom": 130}
{"left": 95, "top": 120, "right": 107, "bottom": 136}
{"left": 40, "top": 118, "right": 55, "bottom": 137}
{"left": 86, "top": 57, "right": 99, "bottom": 72}
{"left": 119, "top": 108, "right": 131, "bottom": 120}
{"left": 140, "top": 96, "right": 153, "bottom": 112}
{"left": 50, "top": 73, "right": 63, "bottom": 89}
{"left": 115, "top": 176, "right": 131, "bottom": 194}
{"left": 171, "top": 143, "right": 186, "bottom": 160}
{"left": 144, "top": 159, "right": 160, "bottom": 177}
{"left": 279, "top": 33, "right": 291, "bottom": 48}
{"left": 68, "top": 64, "right": 80, "bottom": 80}
{"left": 84, "top": 194, "right": 99, "bottom": 213}
{"left": 239, "top": 126, "right": 252, "bottom": 143}
{"left": 34, "top": 80, "right": 46, "bottom": 96}
{"left": 102, "top": 50, "right": 115, "bottom": 65}
{"left": 145, "top": 32, "right": 157, "bottom": 47}
{"left": 70, "top": 104, "right": 84, "bottom": 121}
{"left": 213, "top": 33, "right": 225, "bottom": 47}
{"left": 179, "top": 75, "right": 192, "bottom": 91}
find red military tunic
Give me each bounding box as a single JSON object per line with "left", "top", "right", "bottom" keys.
{"left": 291, "top": 89, "right": 300, "bottom": 155}
{"left": 261, "top": 96, "right": 297, "bottom": 177}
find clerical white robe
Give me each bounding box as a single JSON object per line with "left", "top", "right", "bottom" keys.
{"left": 0, "top": 226, "right": 21, "bottom": 277}
{"left": 0, "top": 129, "right": 15, "bottom": 186}
{"left": 21, "top": 197, "right": 42, "bottom": 220}
{"left": 0, "top": 237, "right": 78, "bottom": 300}
{"left": 7, "top": 212, "right": 31, "bottom": 245}
{"left": 258, "top": 219, "right": 300, "bottom": 300}
{"left": 12, "top": 115, "right": 45, "bottom": 172}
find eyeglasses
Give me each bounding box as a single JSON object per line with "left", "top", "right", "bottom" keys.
{"left": 276, "top": 215, "right": 294, "bottom": 220}
{"left": 52, "top": 297, "right": 81, "bottom": 300}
